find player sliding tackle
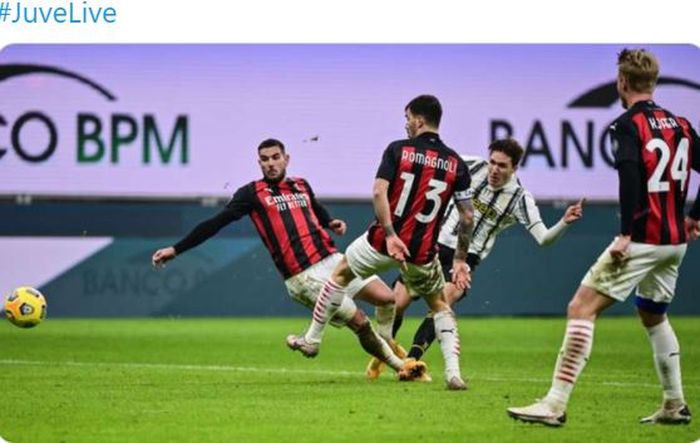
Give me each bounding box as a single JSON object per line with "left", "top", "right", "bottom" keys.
{"left": 152, "top": 138, "right": 421, "bottom": 380}
{"left": 288, "top": 95, "right": 476, "bottom": 390}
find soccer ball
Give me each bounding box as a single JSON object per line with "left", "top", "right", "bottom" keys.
{"left": 4, "top": 286, "right": 47, "bottom": 328}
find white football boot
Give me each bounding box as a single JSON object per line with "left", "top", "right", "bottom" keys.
{"left": 285, "top": 334, "right": 320, "bottom": 358}
{"left": 507, "top": 400, "right": 566, "bottom": 427}
{"left": 640, "top": 401, "right": 691, "bottom": 425}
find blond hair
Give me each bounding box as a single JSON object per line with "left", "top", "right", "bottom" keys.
{"left": 617, "top": 48, "right": 659, "bottom": 93}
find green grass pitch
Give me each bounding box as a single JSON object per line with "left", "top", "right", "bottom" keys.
{"left": 1, "top": 317, "right": 698, "bottom": 442}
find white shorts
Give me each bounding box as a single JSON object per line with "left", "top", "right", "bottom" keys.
{"left": 580, "top": 238, "right": 687, "bottom": 304}
{"left": 284, "top": 253, "right": 378, "bottom": 327}
{"left": 345, "top": 233, "right": 445, "bottom": 297}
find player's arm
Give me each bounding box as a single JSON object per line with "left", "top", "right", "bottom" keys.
{"left": 373, "top": 177, "right": 409, "bottom": 262}
{"left": 524, "top": 194, "right": 585, "bottom": 246}
{"left": 373, "top": 144, "right": 409, "bottom": 263}
{"left": 152, "top": 186, "right": 253, "bottom": 267}
{"left": 451, "top": 161, "right": 475, "bottom": 291}
{"left": 452, "top": 198, "right": 475, "bottom": 291}
{"left": 610, "top": 119, "right": 642, "bottom": 260}
{"left": 305, "top": 179, "right": 346, "bottom": 235}
{"left": 372, "top": 178, "right": 392, "bottom": 233}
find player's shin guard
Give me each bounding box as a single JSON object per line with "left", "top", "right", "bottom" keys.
{"left": 375, "top": 303, "right": 395, "bottom": 342}
{"left": 433, "top": 310, "right": 462, "bottom": 381}
{"left": 544, "top": 319, "right": 595, "bottom": 411}
{"left": 304, "top": 279, "right": 345, "bottom": 344}
{"left": 408, "top": 315, "right": 436, "bottom": 360}
{"left": 646, "top": 319, "right": 685, "bottom": 403}
{"left": 356, "top": 322, "right": 403, "bottom": 370}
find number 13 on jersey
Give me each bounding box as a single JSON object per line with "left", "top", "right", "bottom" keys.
{"left": 394, "top": 171, "right": 448, "bottom": 223}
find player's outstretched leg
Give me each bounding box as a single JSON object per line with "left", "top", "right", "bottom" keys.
{"left": 304, "top": 279, "right": 346, "bottom": 345}
{"left": 356, "top": 324, "right": 399, "bottom": 367}
{"left": 366, "top": 279, "right": 428, "bottom": 380}
{"left": 508, "top": 286, "right": 610, "bottom": 426}
{"left": 295, "top": 257, "right": 360, "bottom": 354}
{"left": 507, "top": 318, "right": 594, "bottom": 426}
{"left": 354, "top": 278, "right": 399, "bottom": 379}
{"left": 348, "top": 311, "right": 426, "bottom": 381}
{"left": 286, "top": 279, "right": 345, "bottom": 358}
{"left": 367, "top": 339, "right": 407, "bottom": 379}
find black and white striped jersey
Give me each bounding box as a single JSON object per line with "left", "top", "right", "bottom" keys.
{"left": 438, "top": 155, "right": 545, "bottom": 261}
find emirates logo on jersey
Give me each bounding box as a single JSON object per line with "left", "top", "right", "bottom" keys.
{"left": 264, "top": 192, "right": 309, "bottom": 212}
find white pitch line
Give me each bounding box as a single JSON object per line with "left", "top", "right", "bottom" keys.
{"left": 0, "top": 359, "right": 697, "bottom": 390}
{"left": 0, "top": 359, "right": 359, "bottom": 377}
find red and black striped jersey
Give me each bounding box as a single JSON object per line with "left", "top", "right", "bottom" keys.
{"left": 367, "top": 132, "right": 471, "bottom": 264}
{"left": 174, "top": 176, "right": 337, "bottom": 279}
{"left": 611, "top": 100, "right": 700, "bottom": 245}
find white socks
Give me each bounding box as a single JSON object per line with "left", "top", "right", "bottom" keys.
{"left": 379, "top": 336, "right": 404, "bottom": 370}
{"left": 304, "top": 279, "right": 345, "bottom": 344}
{"left": 543, "top": 317, "right": 685, "bottom": 411}
{"left": 433, "top": 310, "right": 462, "bottom": 380}
{"left": 545, "top": 319, "right": 595, "bottom": 411}
{"left": 374, "top": 303, "right": 396, "bottom": 342}
{"left": 646, "top": 319, "right": 685, "bottom": 404}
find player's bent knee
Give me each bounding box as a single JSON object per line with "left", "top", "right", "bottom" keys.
{"left": 567, "top": 297, "right": 596, "bottom": 319}
{"left": 566, "top": 286, "right": 612, "bottom": 320}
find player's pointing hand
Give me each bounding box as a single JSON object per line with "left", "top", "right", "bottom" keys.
{"left": 564, "top": 198, "right": 586, "bottom": 224}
